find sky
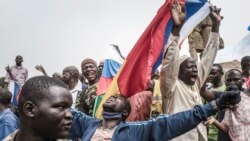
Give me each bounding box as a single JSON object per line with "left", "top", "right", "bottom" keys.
{"left": 0, "top": 0, "right": 249, "bottom": 78}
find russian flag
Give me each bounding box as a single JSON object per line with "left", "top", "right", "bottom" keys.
{"left": 8, "top": 81, "right": 21, "bottom": 107}
{"left": 95, "top": 0, "right": 210, "bottom": 118}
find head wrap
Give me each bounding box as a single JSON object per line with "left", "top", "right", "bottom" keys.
{"left": 81, "top": 58, "right": 97, "bottom": 68}
{"left": 179, "top": 55, "right": 190, "bottom": 65}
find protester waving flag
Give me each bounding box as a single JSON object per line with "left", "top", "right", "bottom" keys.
{"left": 95, "top": 0, "right": 211, "bottom": 118}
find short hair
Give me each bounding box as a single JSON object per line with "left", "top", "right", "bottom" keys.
{"left": 241, "top": 56, "right": 250, "bottom": 68}
{"left": 18, "top": 76, "right": 68, "bottom": 113}
{"left": 225, "top": 69, "right": 242, "bottom": 79}
{"left": 63, "top": 66, "right": 80, "bottom": 79}
{"left": 213, "top": 64, "right": 223, "bottom": 74}
{"left": 0, "top": 88, "right": 12, "bottom": 105}
{"left": 16, "top": 55, "right": 23, "bottom": 60}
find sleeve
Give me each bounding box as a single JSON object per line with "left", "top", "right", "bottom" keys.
{"left": 160, "top": 34, "right": 180, "bottom": 112}
{"left": 197, "top": 32, "right": 219, "bottom": 89}
{"left": 70, "top": 110, "right": 95, "bottom": 139}
{"left": 2, "top": 114, "right": 19, "bottom": 139}
{"left": 150, "top": 103, "right": 217, "bottom": 140}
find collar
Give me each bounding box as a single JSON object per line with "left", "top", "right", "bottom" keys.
{"left": 70, "top": 80, "right": 82, "bottom": 93}
{"left": 13, "top": 65, "right": 24, "bottom": 69}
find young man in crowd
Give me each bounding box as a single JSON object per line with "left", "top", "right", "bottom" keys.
{"left": 62, "top": 66, "right": 82, "bottom": 111}
{"left": 80, "top": 58, "right": 99, "bottom": 116}
{"left": 70, "top": 91, "right": 240, "bottom": 141}
{"left": 202, "top": 69, "right": 250, "bottom": 141}
{"left": 202, "top": 64, "right": 228, "bottom": 141}
{"left": 160, "top": 1, "right": 222, "bottom": 141}
{"left": 241, "top": 56, "right": 250, "bottom": 90}
{"left": 3, "top": 76, "right": 73, "bottom": 141}
{"left": 207, "top": 64, "right": 226, "bottom": 92}
{"left": 4, "top": 55, "right": 28, "bottom": 88}
{"left": 0, "top": 88, "right": 19, "bottom": 140}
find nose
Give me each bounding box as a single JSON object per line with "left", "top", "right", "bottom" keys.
{"left": 192, "top": 66, "right": 197, "bottom": 72}
{"left": 65, "top": 109, "right": 73, "bottom": 120}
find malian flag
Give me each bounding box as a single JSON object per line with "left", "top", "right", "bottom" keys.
{"left": 8, "top": 81, "right": 22, "bottom": 107}
{"left": 95, "top": 0, "right": 211, "bottom": 118}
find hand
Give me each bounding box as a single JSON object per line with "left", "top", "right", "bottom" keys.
{"left": 209, "top": 6, "right": 223, "bottom": 32}
{"left": 216, "top": 86, "right": 241, "bottom": 110}
{"left": 203, "top": 116, "right": 216, "bottom": 126}
{"left": 171, "top": 0, "right": 186, "bottom": 27}
{"left": 5, "top": 65, "right": 11, "bottom": 73}
{"left": 35, "top": 65, "right": 45, "bottom": 72}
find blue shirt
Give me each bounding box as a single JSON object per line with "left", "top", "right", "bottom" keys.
{"left": 0, "top": 108, "right": 20, "bottom": 140}
{"left": 70, "top": 103, "right": 216, "bottom": 141}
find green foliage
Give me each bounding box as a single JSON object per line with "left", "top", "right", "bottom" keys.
{"left": 0, "top": 77, "right": 5, "bottom": 88}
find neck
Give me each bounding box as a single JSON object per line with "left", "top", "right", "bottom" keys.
{"left": 101, "top": 119, "right": 120, "bottom": 129}
{"left": 16, "top": 63, "right": 22, "bottom": 67}
{"left": 88, "top": 79, "right": 98, "bottom": 86}
{"left": 212, "top": 81, "right": 223, "bottom": 88}
{"left": 15, "top": 127, "right": 52, "bottom": 141}
{"left": 68, "top": 79, "right": 78, "bottom": 90}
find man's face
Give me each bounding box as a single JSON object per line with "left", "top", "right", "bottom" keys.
{"left": 225, "top": 70, "right": 243, "bottom": 90}
{"left": 82, "top": 63, "right": 98, "bottom": 83}
{"left": 15, "top": 56, "right": 23, "bottom": 66}
{"left": 34, "top": 86, "right": 73, "bottom": 139}
{"left": 242, "top": 62, "right": 250, "bottom": 75}
{"left": 179, "top": 58, "right": 198, "bottom": 85}
{"left": 98, "top": 62, "right": 104, "bottom": 76}
{"left": 208, "top": 66, "right": 222, "bottom": 84}
{"left": 52, "top": 73, "right": 62, "bottom": 81}
{"left": 103, "top": 95, "right": 125, "bottom": 113}
{"left": 62, "top": 71, "right": 71, "bottom": 84}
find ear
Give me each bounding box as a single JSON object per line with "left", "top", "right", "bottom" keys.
{"left": 242, "top": 78, "right": 245, "bottom": 83}
{"left": 122, "top": 110, "right": 129, "bottom": 118}
{"left": 23, "top": 101, "right": 37, "bottom": 118}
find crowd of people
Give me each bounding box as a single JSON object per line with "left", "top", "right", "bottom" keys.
{"left": 0, "top": 2, "right": 249, "bottom": 141}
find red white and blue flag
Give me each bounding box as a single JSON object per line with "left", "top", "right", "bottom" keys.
{"left": 95, "top": 0, "right": 211, "bottom": 118}
{"left": 8, "top": 81, "right": 21, "bottom": 107}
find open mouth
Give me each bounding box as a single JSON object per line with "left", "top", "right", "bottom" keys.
{"left": 86, "top": 71, "right": 95, "bottom": 79}
{"left": 190, "top": 74, "right": 197, "bottom": 81}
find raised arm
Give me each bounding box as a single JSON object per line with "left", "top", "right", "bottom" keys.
{"left": 200, "top": 82, "right": 216, "bottom": 101}
{"left": 160, "top": 0, "right": 185, "bottom": 101}
{"left": 35, "top": 65, "right": 48, "bottom": 76}
{"left": 197, "top": 6, "right": 223, "bottom": 88}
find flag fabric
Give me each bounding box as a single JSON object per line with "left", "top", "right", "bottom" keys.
{"left": 95, "top": 0, "right": 210, "bottom": 118}
{"left": 93, "top": 45, "right": 124, "bottom": 116}
{"left": 8, "top": 81, "right": 21, "bottom": 107}
{"left": 96, "top": 45, "right": 124, "bottom": 95}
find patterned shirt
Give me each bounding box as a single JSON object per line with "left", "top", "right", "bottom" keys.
{"left": 82, "top": 83, "right": 98, "bottom": 116}
{"left": 222, "top": 92, "right": 250, "bottom": 140}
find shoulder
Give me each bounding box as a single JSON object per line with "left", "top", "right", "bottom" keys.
{"left": 2, "top": 130, "right": 18, "bottom": 141}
